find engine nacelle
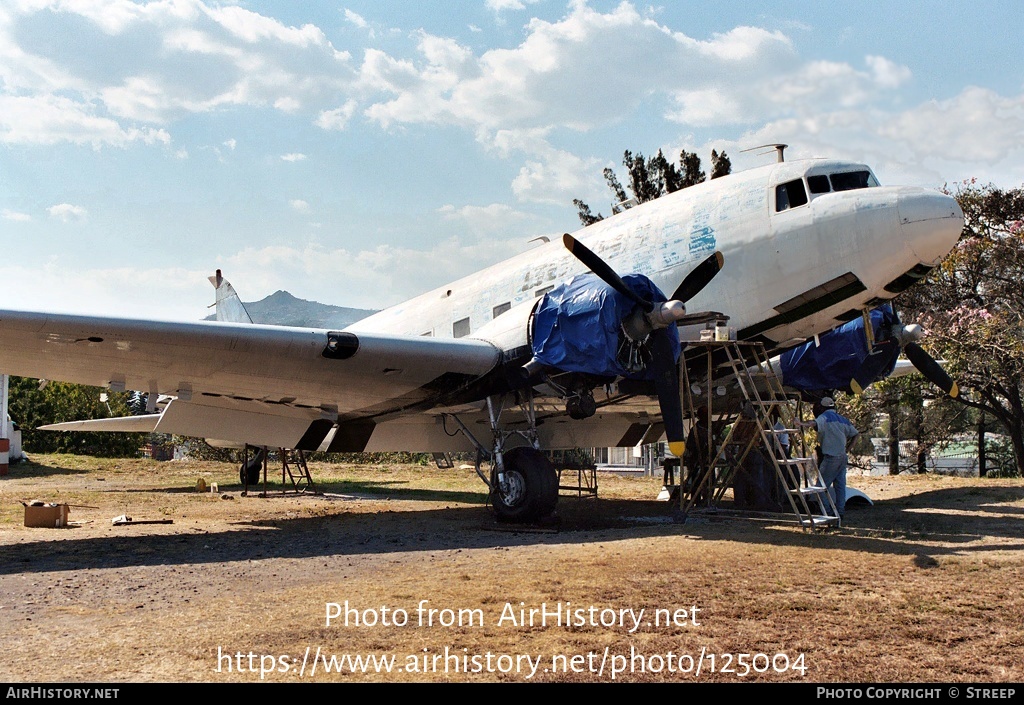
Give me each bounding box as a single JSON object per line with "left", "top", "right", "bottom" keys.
{"left": 469, "top": 297, "right": 539, "bottom": 354}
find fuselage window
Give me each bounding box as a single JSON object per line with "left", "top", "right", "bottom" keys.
{"left": 492, "top": 302, "right": 511, "bottom": 319}
{"left": 453, "top": 317, "right": 470, "bottom": 338}
{"left": 775, "top": 179, "right": 809, "bottom": 212}
{"left": 535, "top": 285, "right": 554, "bottom": 297}
{"left": 830, "top": 171, "right": 877, "bottom": 191}
{"left": 420, "top": 329, "right": 434, "bottom": 337}
{"left": 807, "top": 175, "right": 831, "bottom": 194}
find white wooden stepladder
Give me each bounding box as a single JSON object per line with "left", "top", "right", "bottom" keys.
{"left": 678, "top": 341, "right": 841, "bottom": 531}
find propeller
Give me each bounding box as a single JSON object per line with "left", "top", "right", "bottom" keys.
{"left": 849, "top": 306, "right": 959, "bottom": 398}
{"left": 562, "top": 233, "right": 724, "bottom": 457}
{"left": 671, "top": 251, "right": 724, "bottom": 303}
{"left": 904, "top": 341, "right": 958, "bottom": 397}
{"left": 562, "top": 234, "right": 656, "bottom": 312}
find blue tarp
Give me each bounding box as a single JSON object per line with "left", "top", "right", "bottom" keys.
{"left": 531, "top": 273, "right": 679, "bottom": 380}
{"left": 779, "top": 308, "right": 898, "bottom": 390}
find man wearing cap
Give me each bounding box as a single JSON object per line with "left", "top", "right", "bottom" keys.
{"left": 807, "top": 397, "right": 859, "bottom": 518}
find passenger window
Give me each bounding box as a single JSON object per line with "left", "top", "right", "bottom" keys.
{"left": 807, "top": 175, "right": 831, "bottom": 194}
{"left": 775, "top": 179, "right": 808, "bottom": 212}
{"left": 453, "top": 317, "right": 470, "bottom": 338}
{"left": 535, "top": 285, "right": 554, "bottom": 297}
{"left": 492, "top": 302, "right": 511, "bottom": 319}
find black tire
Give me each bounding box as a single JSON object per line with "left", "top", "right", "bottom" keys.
{"left": 491, "top": 447, "right": 558, "bottom": 523}
{"left": 240, "top": 451, "right": 263, "bottom": 485}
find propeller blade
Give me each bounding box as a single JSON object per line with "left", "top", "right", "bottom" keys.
{"left": 850, "top": 339, "right": 900, "bottom": 394}
{"left": 562, "top": 233, "right": 654, "bottom": 312}
{"left": 670, "top": 251, "right": 724, "bottom": 303}
{"left": 648, "top": 328, "right": 685, "bottom": 457}
{"left": 904, "top": 342, "right": 960, "bottom": 398}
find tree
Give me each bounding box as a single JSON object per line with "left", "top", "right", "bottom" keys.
{"left": 710, "top": 149, "right": 732, "bottom": 180}
{"left": 575, "top": 147, "right": 732, "bottom": 226}
{"left": 679, "top": 150, "right": 705, "bottom": 188}
{"left": 899, "top": 180, "right": 1024, "bottom": 476}
{"left": 845, "top": 375, "right": 972, "bottom": 475}
{"left": 7, "top": 377, "right": 144, "bottom": 457}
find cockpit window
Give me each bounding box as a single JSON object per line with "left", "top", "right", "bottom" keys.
{"left": 776, "top": 179, "right": 808, "bottom": 212}
{"left": 830, "top": 170, "right": 878, "bottom": 191}
{"left": 807, "top": 175, "right": 831, "bottom": 194}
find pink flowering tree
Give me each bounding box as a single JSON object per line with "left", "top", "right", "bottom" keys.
{"left": 901, "top": 181, "right": 1024, "bottom": 475}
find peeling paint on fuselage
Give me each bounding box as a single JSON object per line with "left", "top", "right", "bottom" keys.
{"left": 348, "top": 159, "right": 961, "bottom": 354}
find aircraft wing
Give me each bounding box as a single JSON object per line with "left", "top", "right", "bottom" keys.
{"left": 0, "top": 310, "right": 501, "bottom": 451}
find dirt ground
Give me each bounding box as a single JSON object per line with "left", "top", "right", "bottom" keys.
{"left": 0, "top": 453, "right": 1022, "bottom": 683}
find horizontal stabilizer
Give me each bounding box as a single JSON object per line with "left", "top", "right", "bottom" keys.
{"left": 40, "top": 414, "right": 162, "bottom": 433}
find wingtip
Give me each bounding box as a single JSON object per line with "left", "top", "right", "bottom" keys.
{"left": 562, "top": 232, "right": 575, "bottom": 251}
{"left": 949, "top": 382, "right": 959, "bottom": 398}
{"left": 669, "top": 441, "right": 686, "bottom": 458}
{"left": 850, "top": 379, "right": 864, "bottom": 395}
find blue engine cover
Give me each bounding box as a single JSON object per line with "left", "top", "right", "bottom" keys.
{"left": 530, "top": 273, "right": 679, "bottom": 380}
{"left": 779, "top": 308, "right": 899, "bottom": 390}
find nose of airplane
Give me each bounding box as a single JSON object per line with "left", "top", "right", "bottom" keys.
{"left": 898, "top": 189, "right": 964, "bottom": 265}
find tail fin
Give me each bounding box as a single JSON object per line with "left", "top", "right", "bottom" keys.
{"left": 208, "top": 269, "right": 254, "bottom": 324}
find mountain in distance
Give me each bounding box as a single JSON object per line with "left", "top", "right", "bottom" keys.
{"left": 204, "top": 289, "right": 378, "bottom": 329}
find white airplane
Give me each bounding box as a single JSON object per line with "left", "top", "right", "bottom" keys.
{"left": 0, "top": 157, "right": 963, "bottom": 522}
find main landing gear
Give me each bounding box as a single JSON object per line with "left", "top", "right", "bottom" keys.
{"left": 240, "top": 447, "right": 265, "bottom": 485}
{"left": 446, "top": 391, "right": 558, "bottom": 524}
{"left": 490, "top": 446, "right": 559, "bottom": 523}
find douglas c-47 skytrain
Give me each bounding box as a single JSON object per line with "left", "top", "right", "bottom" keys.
{"left": 0, "top": 156, "right": 964, "bottom": 522}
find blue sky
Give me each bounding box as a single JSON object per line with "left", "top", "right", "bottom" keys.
{"left": 1, "top": 1, "right": 1022, "bottom": 319}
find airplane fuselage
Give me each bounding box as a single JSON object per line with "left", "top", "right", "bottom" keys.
{"left": 349, "top": 159, "right": 962, "bottom": 359}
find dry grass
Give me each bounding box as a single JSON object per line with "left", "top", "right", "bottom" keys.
{"left": 0, "top": 454, "right": 1022, "bottom": 683}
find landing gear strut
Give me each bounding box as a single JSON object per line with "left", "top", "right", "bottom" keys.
{"left": 446, "top": 391, "right": 559, "bottom": 523}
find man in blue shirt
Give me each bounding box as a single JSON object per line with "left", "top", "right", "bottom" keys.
{"left": 809, "top": 396, "right": 859, "bottom": 518}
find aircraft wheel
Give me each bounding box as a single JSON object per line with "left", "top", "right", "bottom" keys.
{"left": 240, "top": 452, "right": 263, "bottom": 485}
{"left": 491, "top": 447, "right": 558, "bottom": 523}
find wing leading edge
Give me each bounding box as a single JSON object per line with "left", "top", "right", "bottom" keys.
{"left": 0, "top": 309, "right": 501, "bottom": 449}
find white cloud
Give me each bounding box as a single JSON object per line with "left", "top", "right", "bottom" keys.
{"left": 437, "top": 202, "right": 536, "bottom": 237}
{"left": 274, "top": 96, "right": 301, "bottom": 112}
{"left": 486, "top": 127, "right": 603, "bottom": 205}
{"left": 486, "top": 0, "right": 541, "bottom": 11}
{"left": 206, "top": 5, "right": 331, "bottom": 47}
{"left": 355, "top": 3, "right": 912, "bottom": 145}
{"left": 2, "top": 262, "right": 215, "bottom": 319}
{"left": 223, "top": 138, "right": 237, "bottom": 150}
{"left": 2, "top": 209, "right": 31, "bottom": 222}
{"left": 47, "top": 203, "right": 88, "bottom": 222}
{"left": 866, "top": 55, "right": 912, "bottom": 90}
{"left": 289, "top": 199, "right": 310, "bottom": 212}
{"left": 880, "top": 87, "right": 1024, "bottom": 164}
{"left": 220, "top": 238, "right": 528, "bottom": 309}
{"left": 344, "top": 9, "right": 369, "bottom": 29}
{"left": 0, "top": 94, "right": 169, "bottom": 148}
{"left": 511, "top": 148, "right": 601, "bottom": 205}
{"left": 281, "top": 153, "right": 307, "bottom": 162}
{"left": 316, "top": 100, "right": 358, "bottom": 131}
{"left": 0, "top": 1, "right": 357, "bottom": 146}
{"left": 666, "top": 52, "right": 912, "bottom": 127}
{"left": 709, "top": 85, "right": 1024, "bottom": 189}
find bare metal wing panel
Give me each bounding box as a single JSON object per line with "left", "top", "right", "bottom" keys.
{"left": 0, "top": 310, "right": 500, "bottom": 418}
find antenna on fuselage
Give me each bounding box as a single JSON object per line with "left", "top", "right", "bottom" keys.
{"left": 741, "top": 143, "right": 788, "bottom": 163}
{"left": 612, "top": 196, "right": 638, "bottom": 213}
